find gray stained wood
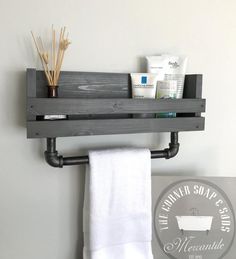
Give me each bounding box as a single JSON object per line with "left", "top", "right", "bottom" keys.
{"left": 27, "top": 117, "right": 205, "bottom": 138}
{"left": 26, "top": 69, "right": 37, "bottom": 120}
{"left": 182, "top": 74, "right": 203, "bottom": 117}
{"left": 35, "top": 70, "right": 131, "bottom": 98}
{"left": 26, "top": 69, "right": 205, "bottom": 138}
{"left": 27, "top": 98, "right": 205, "bottom": 116}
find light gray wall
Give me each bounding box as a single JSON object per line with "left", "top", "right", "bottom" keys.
{"left": 0, "top": 0, "right": 236, "bottom": 258}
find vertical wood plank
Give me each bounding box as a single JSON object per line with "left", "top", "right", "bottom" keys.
{"left": 181, "top": 74, "right": 203, "bottom": 117}
{"left": 183, "top": 74, "right": 202, "bottom": 99}
{"left": 26, "top": 69, "right": 37, "bottom": 121}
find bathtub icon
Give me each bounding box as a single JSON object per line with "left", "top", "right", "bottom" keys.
{"left": 176, "top": 216, "right": 213, "bottom": 234}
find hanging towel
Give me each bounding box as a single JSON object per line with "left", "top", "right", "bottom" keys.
{"left": 83, "top": 148, "right": 153, "bottom": 259}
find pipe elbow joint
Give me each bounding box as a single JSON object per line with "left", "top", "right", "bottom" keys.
{"left": 165, "top": 143, "right": 180, "bottom": 159}
{"left": 44, "top": 151, "right": 63, "bottom": 168}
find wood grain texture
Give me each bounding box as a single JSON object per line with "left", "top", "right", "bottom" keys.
{"left": 27, "top": 117, "right": 205, "bottom": 138}
{"left": 36, "top": 70, "right": 131, "bottom": 98}
{"left": 27, "top": 98, "right": 206, "bottom": 116}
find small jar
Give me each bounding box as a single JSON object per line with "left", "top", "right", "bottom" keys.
{"left": 44, "top": 85, "right": 67, "bottom": 120}
{"left": 48, "top": 85, "right": 58, "bottom": 98}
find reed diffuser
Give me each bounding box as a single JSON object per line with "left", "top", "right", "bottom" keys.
{"left": 31, "top": 26, "right": 71, "bottom": 120}
{"left": 31, "top": 26, "right": 71, "bottom": 97}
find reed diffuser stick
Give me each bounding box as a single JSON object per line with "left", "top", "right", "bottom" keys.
{"left": 31, "top": 26, "right": 71, "bottom": 87}
{"left": 55, "top": 27, "right": 66, "bottom": 84}
{"left": 31, "top": 31, "right": 52, "bottom": 85}
{"left": 53, "top": 28, "right": 56, "bottom": 85}
{"left": 55, "top": 28, "right": 63, "bottom": 84}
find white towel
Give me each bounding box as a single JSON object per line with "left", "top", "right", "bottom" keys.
{"left": 83, "top": 148, "right": 153, "bottom": 259}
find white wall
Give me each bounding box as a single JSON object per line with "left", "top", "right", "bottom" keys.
{"left": 0, "top": 0, "right": 236, "bottom": 258}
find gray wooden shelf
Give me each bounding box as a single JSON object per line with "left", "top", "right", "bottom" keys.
{"left": 26, "top": 69, "right": 205, "bottom": 139}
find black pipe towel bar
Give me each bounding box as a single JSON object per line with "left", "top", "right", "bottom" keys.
{"left": 44, "top": 132, "right": 179, "bottom": 168}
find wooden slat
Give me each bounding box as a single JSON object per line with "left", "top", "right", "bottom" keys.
{"left": 27, "top": 117, "right": 205, "bottom": 138}
{"left": 36, "top": 71, "right": 131, "bottom": 98}
{"left": 27, "top": 98, "right": 206, "bottom": 116}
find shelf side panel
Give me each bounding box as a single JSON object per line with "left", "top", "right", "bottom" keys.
{"left": 26, "top": 69, "right": 37, "bottom": 121}
{"left": 182, "top": 74, "right": 203, "bottom": 117}
{"left": 184, "top": 74, "right": 203, "bottom": 99}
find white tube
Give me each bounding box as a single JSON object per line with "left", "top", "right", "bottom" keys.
{"left": 131, "top": 73, "right": 159, "bottom": 99}
{"left": 146, "top": 55, "right": 166, "bottom": 80}
{"left": 130, "top": 73, "right": 159, "bottom": 118}
{"left": 146, "top": 55, "right": 188, "bottom": 99}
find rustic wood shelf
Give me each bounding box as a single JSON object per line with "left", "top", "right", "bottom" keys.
{"left": 26, "top": 69, "right": 205, "bottom": 139}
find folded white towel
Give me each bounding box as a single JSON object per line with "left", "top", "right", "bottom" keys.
{"left": 83, "top": 148, "right": 153, "bottom": 259}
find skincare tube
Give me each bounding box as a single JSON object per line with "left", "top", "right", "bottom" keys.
{"left": 146, "top": 55, "right": 166, "bottom": 80}
{"left": 146, "top": 55, "right": 188, "bottom": 99}
{"left": 131, "top": 73, "right": 159, "bottom": 117}
{"left": 156, "top": 80, "right": 177, "bottom": 118}
{"left": 131, "top": 73, "right": 159, "bottom": 99}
